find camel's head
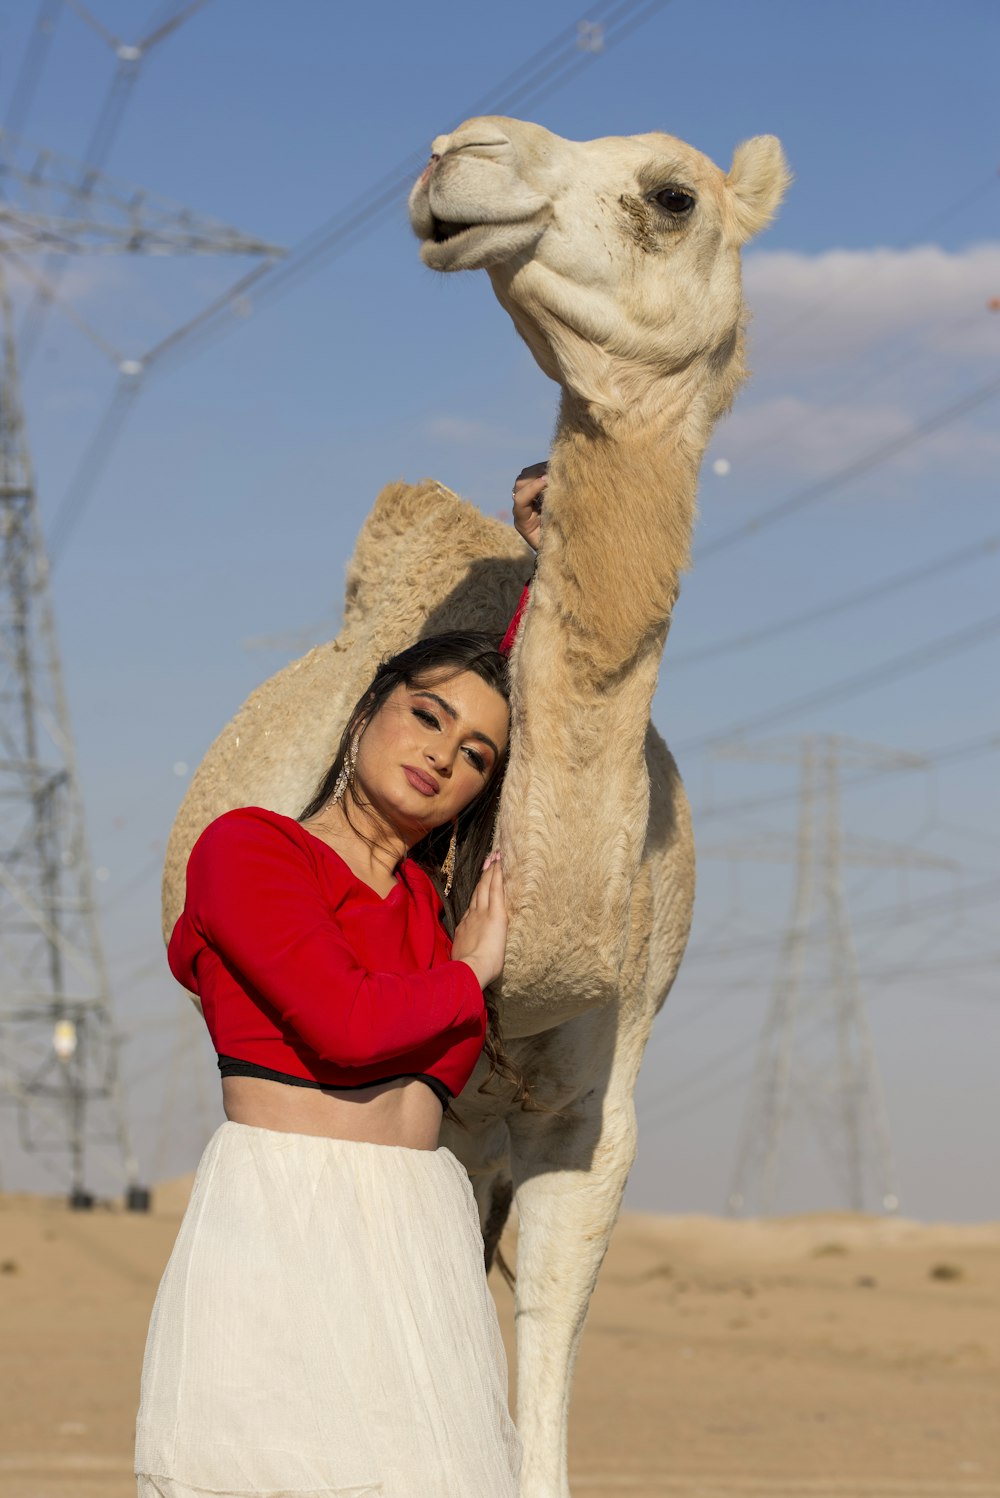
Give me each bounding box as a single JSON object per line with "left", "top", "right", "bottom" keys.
{"left": 409, "top": 115, "right": 790, "bottom": 418}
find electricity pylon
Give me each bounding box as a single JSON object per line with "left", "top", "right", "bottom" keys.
{"left": 703, "top": 735, "right": 954, "bottom": 1217}
{"left": 0, "top": 131, "right": 280, "bottom": 1204}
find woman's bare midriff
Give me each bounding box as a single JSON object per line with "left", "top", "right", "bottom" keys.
{"left": 222, "top": 1074, "right": 444, "bottom": 1151}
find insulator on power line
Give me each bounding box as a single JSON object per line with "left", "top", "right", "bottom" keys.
{"left": 52, "top": 1019, "right": 78, "bottom": 1061}
{"left": 577, "top": 22, "right": 605, "bottom": 53}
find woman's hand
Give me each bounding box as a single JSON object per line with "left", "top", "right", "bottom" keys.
{"left": 512, "top": 461, "right": 547, "bottom": 552}
{"left": 451, "top": 852, "right": 507, "bottom": 989}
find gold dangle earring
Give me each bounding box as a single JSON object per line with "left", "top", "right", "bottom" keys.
{"left": 331, "top": 735, "right": 359, "bottom": 806}
{"left": 442, "top": 820, "right": 458, "bottom": 897}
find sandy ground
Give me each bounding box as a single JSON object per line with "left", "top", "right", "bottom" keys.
{"left": 0, "top": 1178, "right": 997, "bottom": 1498}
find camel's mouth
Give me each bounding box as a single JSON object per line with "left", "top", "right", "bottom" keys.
{"left": 417, "top": 211, "right": 549, "bottom": 274}
{"left": 431, "top": 217, "right": 477, "bottom": 244}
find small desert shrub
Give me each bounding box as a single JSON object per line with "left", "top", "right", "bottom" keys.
{"left": 929, "top": 1262, "right": 965, "bottom": 1282}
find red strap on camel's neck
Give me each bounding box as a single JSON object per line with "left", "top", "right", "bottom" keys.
{"left": 499, "top": 581, "right": 531, "bottom": 656}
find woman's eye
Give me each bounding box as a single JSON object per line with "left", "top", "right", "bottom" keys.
{"left": 464, "top": 747, "right": 487, "bottom": 773}
{"left": 651, "top": 185, "right": 695, "bottom": 216}
{"left": 413, "top": 708, "right": 439, "bottom": 728}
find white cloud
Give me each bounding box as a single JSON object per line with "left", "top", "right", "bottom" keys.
{"left": 744, "top": 242, "right": 1000, "bottom": 368}
{"left": 705, "top": 243, "right": 1000, "bottom": 486}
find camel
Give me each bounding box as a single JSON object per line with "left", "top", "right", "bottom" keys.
{"left": 163, "top": 116, "right": 789, "bottom": 1496}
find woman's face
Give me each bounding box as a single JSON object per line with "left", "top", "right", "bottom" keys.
{"left": 351, "top": 668, "right": 510, "bottom": 838}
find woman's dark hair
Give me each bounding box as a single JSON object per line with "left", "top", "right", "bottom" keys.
{"left": 300, "top": 631, "right": 540, "bottom": 1126}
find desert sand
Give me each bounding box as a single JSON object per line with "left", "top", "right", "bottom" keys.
{"left": 0, "top": 1178, "right": 997, "bottom": 1498}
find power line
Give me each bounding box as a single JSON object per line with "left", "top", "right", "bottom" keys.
{"left": 43, "top": 0, "right": 674, "bottom": 558}
{"left": 671, "top": 533, "right": 999, "bottom": 669}
{"left": 0, "top": 128, "right": 283, "bottom": 559}
{"left": 139, "top": 0, "right": 215, "bottom": 54}
{"left": 683, "top": 874, "right": 1000, "bottom": 967}
{"left": 64, "top": 0, "right": 214, "bottom": 56}
{"left": 1, "top": 244, "right": 124, "bottom": 363}
{"left": 695, "top": 729, "right": 1000, "bottom": 824}
{"left": 676, "top": 608, "right": 1000, "bottom": 755}
{"left": 47, "top": 379, "right": 140, "bottom": 560}
{"left": 16, "top": 0, "right": 219, "bottom": 372}
{"left": 696, "top": 370, "right": 1000, "bottom": 562}
{"left": 729, "top": 307, "right": 992, "bottom": 471}
{"left": 2, "top": 0, "right": 64, "bottom": 137}
{"left": 639, "top": 940, "right": 1000, "bottom": 1132}
{"left": 63, "top": 0, "right": 120, "bottom": 53}
{"left": 639, "top": 866, "right": 1000, "bottom": 1134}
{"left": 667, "top": 948, "right": 1000, "bottom": 998}
{"left": 130, "top": 0, "right": 676, "bottom": 385}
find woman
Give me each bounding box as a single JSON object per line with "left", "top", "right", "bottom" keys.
{"left": 134, "top": 469, "right": 547, "bottom": 1498}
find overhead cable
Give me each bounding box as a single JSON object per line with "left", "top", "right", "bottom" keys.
{"left": 696, "top": 370, "right": 1000, "bottom": 562}
{"left": 637, "top": 941, "right": 1000, "bottom": 1130}
{"left": 47, "top": 379, "right": 141, "bottom": 560}
{"left": 682, "top": 875, "right": 1000, "bottom": 966}
{"left": 729, "top": 305, "right": 992, "bottom": 474}
{"left": 3, "top": 0, "right": 64, "bottom": 137}
{"left": 46, "top": 0, "right": 674, "bottom": 557}
{"left": 127, "top": 0, "right": 676, "bottom": 383}
{"left": 695, "top": 729, "right": 1000, "bottom": 824}
{"left": 16, "top": 0, "right": 218, "bottom": 371}
{"left": 139, "top": 0, "right": 215, "bottom": 53}
{"left": 671, "top": 533, "right": 999, "bottom": 668}
{"left": 676, "top": 608, "right": 1000, "bottom": 755}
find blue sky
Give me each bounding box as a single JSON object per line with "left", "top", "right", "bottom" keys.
{"left": 0, "top": 0, "right": 996, "bottom": 1215}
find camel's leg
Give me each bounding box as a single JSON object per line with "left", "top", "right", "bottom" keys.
{"left": 441, "top": 1107, "right": 515, "bottom": 1274}
{"left": 506, "top": 1008, "right": 643, "bottom": 1498}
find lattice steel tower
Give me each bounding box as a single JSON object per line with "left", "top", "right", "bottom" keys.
{"left": 0, "top": 130, "right": 279, "bottom": 1203}
{"left": 707, "top": 735, "right": 953, "bottom": 1217}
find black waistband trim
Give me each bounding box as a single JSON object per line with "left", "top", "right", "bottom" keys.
{"left": 216, "top": 1054, "right": 451, "bottom": 1110}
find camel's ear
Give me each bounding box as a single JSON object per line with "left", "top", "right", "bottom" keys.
{"left": 725, "top": 135, "right": 792, "bottom": 244}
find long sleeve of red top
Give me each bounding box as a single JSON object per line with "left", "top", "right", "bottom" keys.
{"left": 168, "top": 808, "right": 485, "bottom": 1073}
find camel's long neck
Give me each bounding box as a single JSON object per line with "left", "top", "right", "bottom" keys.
{"left": 543, "top": 393, "right": 703, "bottom": 670}
{"left": 498, "top": 391, "right": 707, "bottom": 1028}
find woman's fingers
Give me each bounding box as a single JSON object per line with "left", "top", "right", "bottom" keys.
{"left": 512, "top": 470, "right": 546, "bottom": 549}
{"left": 514, "top": 473, "right": 547, "bottom": 502}
{"left": 482, "top": 856, "right": 504, "bottom": 913}
{"left": 466, "top": 853, "right": 493, "bottom": 912}
{"left": 489, "top": 860, "right": 506, "bottom": 912}
{"left": 472, "top": 851, "right": 502, "bottom": 909}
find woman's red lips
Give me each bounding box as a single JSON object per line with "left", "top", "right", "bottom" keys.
{"left": 403, "top": 766, "right": 439, "bottom": 796}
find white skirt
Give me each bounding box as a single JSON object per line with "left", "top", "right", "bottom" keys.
{"left": 135, "top": 1121, "right": 522, "bottom": 1497}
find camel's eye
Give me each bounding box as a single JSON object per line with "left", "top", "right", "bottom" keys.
{"left": 651, "top": 186, "right": 695, "bottom": 217}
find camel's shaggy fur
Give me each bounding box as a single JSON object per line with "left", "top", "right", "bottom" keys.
{"left": 164, "top": 117, "right": 790, "bottom": 1498}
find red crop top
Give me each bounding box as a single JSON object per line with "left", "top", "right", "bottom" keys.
{"left": 167, "top": 807, "right": 488, "bottom": 1101}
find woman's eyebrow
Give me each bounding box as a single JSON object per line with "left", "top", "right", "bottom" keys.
{"left": 412, "top": 691, "right": 500, "bottom": 758}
